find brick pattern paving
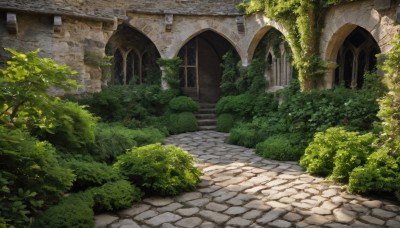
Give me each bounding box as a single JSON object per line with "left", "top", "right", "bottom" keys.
{"left": 96, "top": 131, "right": 400, "bottom": 227}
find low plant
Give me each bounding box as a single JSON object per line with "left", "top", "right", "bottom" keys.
{"left": 66, "top": 160, "right": 122, "bottom": 192}
{"left": 216, "top": 94, "right": 254, "bottom": 118}
{"left": 31, "top": 192, "right": 94, "bottom": 228}
{"left": 168, "top": 96, "right": 199, "bottom": 113}
{"left": 113, "top": 143, "right": 201, "bottom": 196}
{"left": 256, "top": 134, "right": 304, "bottom": 161}
{"left": 216, "top": 113, "right": 235, "bottom": 132}
{"left": 168, "top": 112, "right": 198, "bottom": 134}
{"left": 90, "top": 123, "right": 165, "bottom": 163}
{"left": 300, "top": 127, "right": 375, "bottom": 182}
{"left": 348, "top": 149, "right": 400, "bottom": 199}
{"left": 89, "top": 180, "right": 142, "bottom": 212}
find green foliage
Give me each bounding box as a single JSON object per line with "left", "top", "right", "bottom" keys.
{"left": 78, "top": 85, "right": 174, "bottom": 125}
{"left": 36, "top": 101, "right": 98, "bottom": 153}
{"left": 216, "top": 113, "right": 236, "bottom": 133}
{"left": 216, "top": 94, "right": 254, "bottom": 117}
{"left": 168, "top": 112, "right": 198, "bottom": 135}
{"left": 31, "top": 192, "right": 94, "bottom": 228}
{"left": 300, "top": 127, "right": 375, "bottom": 182}
{"left": 221, "top": 50, "right": 240, "bottom": 96}
{"left": 349, "top": 149, "right": 400, "bottom": 197}
{"left": 90, "top": 123, "right": 165, "bottom": 163}
{"left": 156, "top": 57, "right": 183, "bottom": 95}
{"left": 113, "top": 143, "right": 201, "bottom": 196}
{"left": 0, "top": 172, "right": 43, "bottom": 227}
{"left": 237, "top": 0, "right": 364, "bottom": 89}
{"left": 168, "top": 96, "right": 199, "bottom": 113}
{"left": 0, "top": 127, "right": 75, "bottom": 216}
{"left": 377, "top": 34, "right": 400, "bottom": 157}
{"left": 256, "top": 134, "right": 304, "bottom": 161}
{"left": 0, "top": 48, "right": 78, "bottom": 129}
{"left": 89, "top": 180, "right": 142, "bottom": 212}
{"left": 66, "top": 160, "right": 122, "bottom": 192}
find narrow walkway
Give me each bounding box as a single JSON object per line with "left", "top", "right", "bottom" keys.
{"left": 96, "top": 131, "right": 400, "bottom": 228}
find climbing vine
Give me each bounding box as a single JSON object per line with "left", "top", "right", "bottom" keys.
{"left": 238, "top": 0, "right": 362, "bottom": 90}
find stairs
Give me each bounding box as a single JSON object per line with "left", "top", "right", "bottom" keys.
{"left": 196, "top": 103, "right": 217, "bottom": 131}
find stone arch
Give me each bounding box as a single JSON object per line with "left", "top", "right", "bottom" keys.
{"left": 175, "top": 30, "right": 240, "bottom": 102}
{"left": 106, "top": 23, "right": 161, "bottom": 85}
{"left": 245, "top": 13, "right": 291, "bottom": 65}
{"left": 172, "top": 27, "right": 241, "bottom": 60}
{"left": 320, "top": 0, "right": 400, "bottom": 88}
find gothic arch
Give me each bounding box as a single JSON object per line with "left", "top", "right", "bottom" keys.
{"left": 173, "top": 28, "right": 240, "bottom": 58}
{"left": 245, "top": 13, "right": 291, "bottom": 65}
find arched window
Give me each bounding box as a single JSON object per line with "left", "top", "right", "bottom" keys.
{"left": 113, "top": 49, "right": 123, "bottom": 84}
{"left": 179, "top": 38, "right": 198, "bottom": 89}
{"left": 335, "top": 27, "right": 380, "bottom": 89}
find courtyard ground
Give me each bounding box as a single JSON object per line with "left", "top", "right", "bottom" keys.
{"left": 95, "top": 131, "right": 400, "bottom": 228}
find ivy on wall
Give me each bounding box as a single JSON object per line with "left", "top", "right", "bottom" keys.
{"left": 238, "top": 0, "right": 361, "bottom": 90}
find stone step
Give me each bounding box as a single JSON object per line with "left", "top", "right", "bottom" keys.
{"left": 198, "top": 108, "right": 216, "bottom": 114}
{"left": 195, "top": 113, "right": 216, "bottom": 119}
{"left": 197, "top": 119, "right": 217, "bottom": 126}
{"left": 198, "top": 125, "right": 217, "bottom": 130}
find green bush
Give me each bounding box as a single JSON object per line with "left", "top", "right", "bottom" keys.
{"left": 168, "top": 112, "right": 198, "bottom": 134}
{"left": 0, "top": 127, "right": 74, "bottom": 219}
{"left": 348, "top": 149, "right": 400, "bottom": 197}
{"left": 89, "top": 180, "right": 142, "bottom": 212}
{"left": 221, "top": 50, "right": 240, "bottom": 96}
{"left": 113, "top": 143, "right": 201, "bottom": 196}
{"left": 216, "top": 94, "right": 254, "bottom": 118}
{"left": 216, "top": 113, "right": 236, "bottom": 132}
{"left": 78, "top": 85, "right": 174, "bottom": 124}
{"left": 256, "top": 134, "right": 304, "bottom": 161}
{"left": 32, "top": 192, "right": 94, "bottom": 228}
{"left": 90, "top": 123, "right": 165, "bottom": 163}
{"left": 66, "top": 160, "right": 122, "bottom": 192}
{"left": 300, "top": 127, "right": 375, "bottom": 181}
{"left": 36, "top": 101, "right": 98, "bottom": 153}
{"left": 168, "top": 96, "right": 199, "bottom": 113}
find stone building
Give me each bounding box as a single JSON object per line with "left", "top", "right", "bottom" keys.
{"left": 0, "top": 0, "right": 399, "bottom": 102}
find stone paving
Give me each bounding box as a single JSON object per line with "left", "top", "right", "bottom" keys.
{"left": 95, "top": 131, "right": 400, "bottom": 228}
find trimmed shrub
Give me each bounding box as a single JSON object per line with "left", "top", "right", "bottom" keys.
{"left": 113, "top": 143, "right": 201, "bottom": 196}
{"left": 90, "top": 123, "right": 165, "bottom": 163}
{"left": 31, "top": 192, "right": 94, "bottom": 228}
{"left": 300, "top": 127, "right": 375, "bottom": 181}
{"left": 228, "top": 124, "right": 259, "bottom": 148}
{"left": 89, "top": 180, "right": 142, "bottom": 212}
{"left": 216, "top": 113, "right": 235, "bottom": 132}
{"left": 349, "top": 149, "right": 400, "bottom": 197}
{"left": 168, "top": 112, "right": 198, "bottom": 134}
{"left": 256, "top": 134, "right": 303, "bottom": 161}
{"left": 216, "top": 94, "right": 254, "bottom": 117}
{"left": 168, "top": 96, "right": 199, "bottom": 113}
{"left": 66, "top": 160, "right": 122, "bottom": 192}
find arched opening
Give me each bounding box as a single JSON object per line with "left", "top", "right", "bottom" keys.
{"left": 258, "top": 28, "right": 294, "bottom": 92}
{"left": 106, "top": 24, "right": 161, "bottom": 85}
{"left": 177, "top": 30, "right": 239, "bottom": 102}
{"left": 335, "top": 27, "right": 380, "bottom": 89}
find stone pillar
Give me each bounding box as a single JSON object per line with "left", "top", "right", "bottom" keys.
{"left": 324, "top": 62, "right": 337, "bottom": 89}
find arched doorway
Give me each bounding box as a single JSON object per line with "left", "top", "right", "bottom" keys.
{"left": 178, "top": 31, "right": 239, "bottom": 103}
{"left": 335, "top": 27, "right": 380, "bottom": 89}
{"left": 251, "top": 28, "right": 294, "bottom": 92}
{"left": 106, "top": 24, "right": 161, "bottom": 85}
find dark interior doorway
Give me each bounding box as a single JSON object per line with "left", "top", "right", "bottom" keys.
{"left": 178, "top": 31, "right": 239, "bottom": 103}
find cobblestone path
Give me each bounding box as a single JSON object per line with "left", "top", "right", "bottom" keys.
{"left": 96, "top": 131, "right": 400, "bottom": 228}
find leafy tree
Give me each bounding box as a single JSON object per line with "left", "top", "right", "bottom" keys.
{"left": 0, "top": 48, "right": 78, "bottom": 130}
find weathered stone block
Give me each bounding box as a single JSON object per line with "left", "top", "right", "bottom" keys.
{"left": 6, "top": 12, "right": 18, "bottom": 34}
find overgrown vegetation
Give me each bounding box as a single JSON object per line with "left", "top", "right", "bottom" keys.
{"left": 0, "top": 49, "right": 201, "bottom": 227}
{"left": 237, "top": 0, "right": 361, "bottom": 89}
